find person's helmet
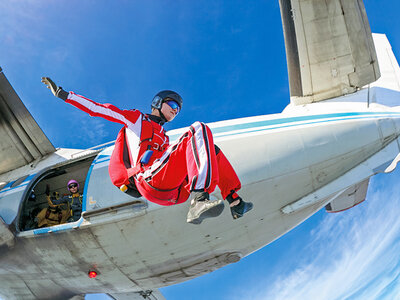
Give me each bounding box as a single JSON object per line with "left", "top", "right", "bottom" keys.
{"left": 151, "top": 90, "right": 183, "bottom": 112}
{"left": 67, "top": 179, "right": 79, "bottom": 190}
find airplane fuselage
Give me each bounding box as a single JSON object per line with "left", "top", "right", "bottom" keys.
{"left": 1, "top": 96, "right": 400, "bottom": 299}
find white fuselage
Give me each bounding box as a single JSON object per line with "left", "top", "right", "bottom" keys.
{"left": 1, "top": 91, "right": 400, "bottom": 298}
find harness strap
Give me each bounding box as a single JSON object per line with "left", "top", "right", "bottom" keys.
{"left": 126, "top": 150, "right": 154, "bottom": 178}
{"left": 127, "top": 164, "right": 142, "bottom": 178}
{"left": 138, "top": 115, "right": 154, "bottom": 145}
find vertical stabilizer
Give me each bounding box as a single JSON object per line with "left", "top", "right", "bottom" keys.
{"left": 369, "top": 34, "right": 400, "bottom": 107}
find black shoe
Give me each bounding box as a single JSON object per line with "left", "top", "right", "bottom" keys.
{"left": 230, "top": 200, "right": 253, "bottom": 219}
{"left": 226, "top": 192, "right": 253, "bottom": 219}
{"left": 187, "top": 192, "right": 224, "bottom": 224}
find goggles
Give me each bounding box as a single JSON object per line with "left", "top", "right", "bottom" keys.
{"left": 68, "top": 183, "right": 78, "bottom": 189}
{"left": 165, "top": 100, "right": 180, "bottom": 114}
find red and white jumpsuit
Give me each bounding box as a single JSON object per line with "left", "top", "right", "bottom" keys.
{"left": 65, "top": 92, "right": 241, "bottom": 206}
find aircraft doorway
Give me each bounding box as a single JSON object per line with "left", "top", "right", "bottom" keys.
{"left": 18, "top": 154, "right": 97, "bottom": 232}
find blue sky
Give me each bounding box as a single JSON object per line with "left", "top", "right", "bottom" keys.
{"left": 1, "top": 1, "right": 400, "bottom": 299}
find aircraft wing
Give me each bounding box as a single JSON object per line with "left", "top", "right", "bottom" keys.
{"left": 107, "top": 289, "right": 166, "bottom": 300}
{"left": 0, "top": 68, "right": 55, "bottom": 174}
{"left": 279, "top": 0, "right": 380, "bottom": 104}
{"left": 325, "top": 178, "right": 369, "bottom": 213}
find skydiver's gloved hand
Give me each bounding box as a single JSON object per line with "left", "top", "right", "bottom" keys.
{"left": 41, "top": 77, "right": 68, "bottom": 101}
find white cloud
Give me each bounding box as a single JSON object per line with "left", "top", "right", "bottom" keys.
{"left": 77, "top": 118, "right": 109, "bottom": 147}
{"left": 248, "top": 173, "right": 400, "bottom": 300}
{"left": 0, "top": 2, "right": 45, "bottom": 47}
{"left": 0, "top": 1, "right": 72, "bottom": 66}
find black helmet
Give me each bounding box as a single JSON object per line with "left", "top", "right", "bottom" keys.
{"left": 151, "top": 90, "right": 183, "bottom": 111}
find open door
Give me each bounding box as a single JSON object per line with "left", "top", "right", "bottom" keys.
{"left": 18, "top": 153, "right": 97, "bottom": 233}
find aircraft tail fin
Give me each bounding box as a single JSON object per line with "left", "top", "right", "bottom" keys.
{"left": 368, "top": 34, "right": 400, "bottom": 107}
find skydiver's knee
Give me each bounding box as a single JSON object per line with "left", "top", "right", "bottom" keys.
{"left": 191, "top": 121, "right": 212, "bottom": 132}
{"left": 191, "top": 121, "right": 202, "bottom": 128}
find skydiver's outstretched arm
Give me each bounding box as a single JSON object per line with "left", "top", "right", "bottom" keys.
{"left": 41, "top": 77, "right": 141, "bottom": 127}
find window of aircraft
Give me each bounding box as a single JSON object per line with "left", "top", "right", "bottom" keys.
{"left": 18, "top": 154, "right": 97, "bottom": 232}
{"left": 10, "top": 175, "right": 29, "bottom": 188}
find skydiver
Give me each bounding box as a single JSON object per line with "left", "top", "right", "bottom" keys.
{"left": 41, "top": 77, "right": 253, "bottom": 224}
{"left": 49, "top": 179, "right": 83, "bottom": 222}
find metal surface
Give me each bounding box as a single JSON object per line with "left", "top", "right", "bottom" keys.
{"left": 1, "top": 107, "right": 400, "bottom": 299}
{"left": 279, "top": 0, "right": 380, "bottom": 104}
{"left": 107, "top": 290, "right": 166, "bottom": 300}
{"left": 0, "top": 216, "right": 14, "bottom": 247}
{"left": 325, "top": 178, "right": 369, "bottom": 213}
{"left": 0, "top": 69, "right": 55, "bottom": 174}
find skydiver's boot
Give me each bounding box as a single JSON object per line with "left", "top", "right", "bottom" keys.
{"left": 226, "top": 192, "right": 253, "bottom": 219}
{"left": 187, "top": 192, "right": 225, "bottom": 224}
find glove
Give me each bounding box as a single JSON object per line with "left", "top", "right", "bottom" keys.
{"left": 41, "top": 77, "right": 68, "bottom": 100}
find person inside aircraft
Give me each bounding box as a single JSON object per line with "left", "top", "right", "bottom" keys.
{"left": 50, "top": 179, "right": 83, "bottom": 222}
{"left": 36, "top": 184, "right": 70, "bottom": 228}
{"left": 41, "top": 77, "right": 253, "bottom": 224}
